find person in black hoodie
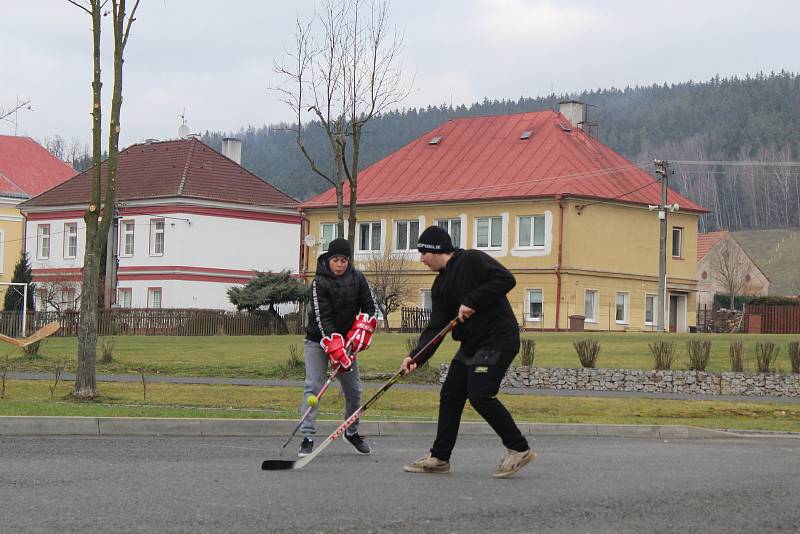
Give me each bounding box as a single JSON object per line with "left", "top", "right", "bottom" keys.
{"left": 399, "top": 225, "right": 535, "bottom": 478}
{"left": 299, "top": 237, "right": 377, "bottom": 457}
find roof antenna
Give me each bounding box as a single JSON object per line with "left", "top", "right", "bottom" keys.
{"left": 178, "top": 109, "right": 190, "bottom": 139}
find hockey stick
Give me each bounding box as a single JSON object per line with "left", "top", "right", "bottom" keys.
{"left": 0, "top": 321, "right": 60, "bottom": 348}
{"left": 277, "top": 339, "right": 355, "bottom": 454}
{"left": 262, "top": 318, "right": 458, "bottom": 471}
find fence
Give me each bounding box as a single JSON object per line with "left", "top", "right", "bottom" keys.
{"left": 400, "top": 306, "right": 431, "bottom": 333}
{"left": 0, "top": 309, "right": 303, "bottom": 337}
{"left": 747, "top": 305, "right": 800, "bottom": 334}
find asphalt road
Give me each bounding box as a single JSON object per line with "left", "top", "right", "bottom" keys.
{"left": 1, "top": 434, "right": 798, "bottom": 533}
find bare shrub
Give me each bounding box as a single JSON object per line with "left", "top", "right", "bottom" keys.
{"left": 573, "top": 339, "right": 600, "bottom": 368}
{"left": 287, "top": 344, "right": 303, "bottom": 370}
{"left": 22, "top": 339, "right": 43, "bottom": 357}
{"left": 789, "top": 342, "right": 800, "bottom": 374}
{"left": 686, "top": 339, "right": 711, "bottom": 371}
{"left": 649, "top": 340, "right": 677, "bottom": 370}
{"left": 755, "top": 342, "right": 780, "bottom": 373}
{"left": 405, "top": 336, "right": 420, "bottom": 355}
{"left": 0, "top": 355, "right": 12, "bottom": 399}
{"left": 729, "top": 340, "right": 745, "bottom": 372}
{"left": 518, "top": 339, "right": 536, "bottom": 366}
{"left": 48, "top": 357, "right": 68, "bottom": 399}
{"left": 135, "top": 367, "right": 148, "bottom": 401}
{"left": 100, "top": 336, "right": 116, "bottom": 364}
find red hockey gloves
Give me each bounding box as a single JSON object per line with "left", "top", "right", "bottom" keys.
{"left": 346, "top": 313, "right": 377, "bottom": 353}
{"left": 320, "top": 333, "right": 353, "bottom": 370}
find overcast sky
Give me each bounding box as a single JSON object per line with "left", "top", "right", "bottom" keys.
{"left": 2, "top": 0, "right": 798, "bottom": 151}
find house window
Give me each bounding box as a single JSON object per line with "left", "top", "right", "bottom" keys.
{"left": 60, "top": 288, "right": 76, "bottom": 311}
{"left": 320, "top": 223, "right": 338, "bottom": 251}
{"left": 35, "top": 289, "right": 47, "bottom": 311}
{"left": 526, "top": 289, "right": 543, "bottom": 322}
{"left": 420, "top": 289, "right": 432, "bottom": 309}
{"left": 147, "top": 288, "right": 162, "bottom": 309}
{"left": 584, "top": 290, "right": 598, "bottom": 323}
{"left": 395, "top": 220, "right": 419, "bottom": 251}
{"left": 358, "top": 222, "right": 381, "bottom": 252}
{"left": 436, "top": 218, "right": 461, "bottom": 248}
{"left": 37, "top": 224, "right": 51, "bottom": 260}
{"left": 117, "top": 288, "right": 132, "bottom": 308}
{"left": 149, "top": 219, "right": 165, "bottom": 256}
{"left": 615, "top": 292, "right": 629, "bottom": 324}
{"left": 671, "top": 227, "right": 683, "bottom": 258}
{"left": 645, "top": 294, "right": 657, "bottom": 326}
{"left": 476, "top": 216, "right": 502, "bottom": 248}
{"left": 120, "top": 220, "right": 135, "bottom": 257}
{"left": 63, "top": 223, "right": 78, "bottom": 259}
{"left": 518, "top": 215, "right": 545, "bottom": 248}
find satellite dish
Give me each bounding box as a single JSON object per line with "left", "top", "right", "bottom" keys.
{"left": 178, "top": 124, "right": 190, "bottom": 139}
{"left": 304, "top": 234, "right": 317, "bottom": 247}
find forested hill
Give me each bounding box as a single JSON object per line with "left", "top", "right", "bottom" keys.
{"left": 203, "top": 71, "right": 800, "bottom": 232}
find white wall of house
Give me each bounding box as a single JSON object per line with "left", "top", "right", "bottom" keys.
{"left": 24, "top": 205, "right": 300, "bottom": 310}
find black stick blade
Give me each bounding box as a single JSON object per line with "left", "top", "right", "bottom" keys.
{"left": 261, "top": 459, "right": 296, "bottom": 471}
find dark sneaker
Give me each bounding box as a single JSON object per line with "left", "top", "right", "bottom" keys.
{"left": 344, "top": 432, "right": 371, "bottom": 455}
{"left": 403, "top": 454, "right": 450, "bottom": 474}
{"left": 298, "top": 437, "right": 314, "bottom": 457}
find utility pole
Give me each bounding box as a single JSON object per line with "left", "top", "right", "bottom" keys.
{"left": 653, "top": 160, "right": 669, "bottom": 333}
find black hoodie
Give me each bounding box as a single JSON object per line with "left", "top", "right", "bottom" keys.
{"left": 305, "top": 250, "right": 377, "bottom": 343}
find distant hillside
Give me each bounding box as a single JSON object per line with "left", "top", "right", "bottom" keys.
{"left": 204, "top": 71, "right": 800, "bottom": 232}
{"left": 733, "top": 228, "right": 800, "bottom": 296}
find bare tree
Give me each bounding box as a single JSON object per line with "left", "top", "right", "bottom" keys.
{"left": 361, "top": 249, "right": 413, "bottom": 330}
{"left": 43, "top": 135, "right": 66, "bottom": 160}
{"left": 710, "top": 238, "right": 750, "bottom": 309}
{"left": 68, "top": 0, "right": 141, "bottom": 399}
{"left": 274, "top": 0, "right": 412, "bottom": 245}
{"left": 37, "top": 275, "right": 81, "bottom": 313}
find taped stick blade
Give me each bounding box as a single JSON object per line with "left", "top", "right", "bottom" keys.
{"left": 261, "top": 459, "right": 297, "bottom": 471}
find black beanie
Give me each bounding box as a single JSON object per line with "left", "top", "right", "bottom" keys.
{"left": 417, "top": 225, "right": 454, "bottom": 253}
{"left": 326, "top": 237, "right": 351, "bottom": 259}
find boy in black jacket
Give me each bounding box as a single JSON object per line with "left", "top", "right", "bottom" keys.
{"left": 400, "top": 225, "right": 535, "bottom": 478}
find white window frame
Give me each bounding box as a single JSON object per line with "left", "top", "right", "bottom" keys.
{"left": 35, "top": 289, "right": 48, "bottom": 311}
{"left": 671, "top": 227, "right": 683, "bottom": 258}
{"left": 63, "top": 222, "right": 78, "bottom": 259}
{"left": 320, "top": 222, "right": 338, "bottom": 252}
{"left": 60, "top": 288, "right": 76, "bottom": 311}
{"left": 475, "top": 216, "right": 503, "bottom": 249}
{"left": 517, "top": 215, "right": 546, "bottom": 249}
{"left": 525, "top": 288, "right": 543, "bottom": 322}
{"left": 147, "top": 287, "right": 162, "bottom": 309}
{"left": 394, "top": 220, "right": 420, "bottom": 251}
{"left": 644, "top": 293, "right": 657, "bottom": 326}
{"left": 436, "top": 218, "right": 462, "bottom": 248}
{"left": 615, "top": 291, "right": 630, "bottom": 325}
{"left": 149, "top": 219, "right": 165, "bottom": 256}
{"left": 120, "top": 220, "right": 135, "bottom": 257}
{"left": 357, "top": 221, "right": 382, "bottom": 252}
{"left": 37, "top": 224, "right": 51, "bottom": 260}
{"left": 584, "top": 289, "right": 599, "bottom": 323}
{"left": 420, "top": 289, "right": 432, "bottom": 310}
{"left": 117, "top": 288, "right": 132, "bottom": 308}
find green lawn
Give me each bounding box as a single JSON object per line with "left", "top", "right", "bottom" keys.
{"left": 2, "top": 379, "right": 799, "bottom": 433}
{"left": 6, "top": 331, "right": 799, "bottom": 379}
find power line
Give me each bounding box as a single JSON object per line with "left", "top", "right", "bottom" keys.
{"left": 673, "top": 160, "right": 800, "bottom": 167}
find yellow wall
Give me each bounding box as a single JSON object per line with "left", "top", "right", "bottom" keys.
{"left": 0, "top": 201, "right": 26, "bottom": 301}
{"left": 303, "top": 197, "right": 700, "bottom": 332}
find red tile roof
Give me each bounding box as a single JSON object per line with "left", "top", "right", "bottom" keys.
{"left": 0, "top": 136, "right": 76, "bottom": 198}
{"left": 300, "top": 111, "right": 706, "bottom": 211}
{"left": 19, "top": 138, "right": 297, "bottom": 209}
{"left": 697, "top": 231, "right": 729, "bottom": 261}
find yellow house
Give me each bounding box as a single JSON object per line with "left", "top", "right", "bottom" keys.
{"left": 299, "top": 104, "right": 706, "bottom": 332}
{"left": 0, "top": 136, "right": 75, "bottom": 294}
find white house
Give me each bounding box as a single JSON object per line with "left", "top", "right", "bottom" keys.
{"left": 18, "top": 138, "right": 300, "bottom": 310}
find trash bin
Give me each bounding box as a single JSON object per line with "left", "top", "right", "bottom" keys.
{"left": 568, "top": 315, "right": 585, "bottom": 332}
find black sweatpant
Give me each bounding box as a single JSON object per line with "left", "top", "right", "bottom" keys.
{"left": 430, "top": 350, "right": 528, "bottom": 461}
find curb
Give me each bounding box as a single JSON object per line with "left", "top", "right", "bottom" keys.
{"left": 0, "top": 416, "right": 744, "bottom": 439}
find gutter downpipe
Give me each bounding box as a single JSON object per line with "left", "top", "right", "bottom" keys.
{"left": 299, "top": 211, "right": 309, "bottom": 275}
{"left": 555, "top": 195, "right": 564, "bottom": 331}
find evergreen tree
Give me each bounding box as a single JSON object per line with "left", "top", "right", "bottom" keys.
{"left": 3, "top": 251, "right": 35, "bottom": 312}
{"left": 227, "top": 271, "right": 307, "bottom": 334}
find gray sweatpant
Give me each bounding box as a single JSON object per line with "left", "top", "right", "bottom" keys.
{"left": 300, "top": 339, "right": 363, "bottom": 438}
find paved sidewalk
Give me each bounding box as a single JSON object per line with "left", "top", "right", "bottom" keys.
{"left": 8, "top": 371, "right": 800, "bottom": 404}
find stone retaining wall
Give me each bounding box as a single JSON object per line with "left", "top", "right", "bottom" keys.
{"left": 438, "top": 364, "right": 800, "bottom": 397}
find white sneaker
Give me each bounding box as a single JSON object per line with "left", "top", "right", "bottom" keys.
{"left": 493, "top": 448, "right": 536, "bottom": 478}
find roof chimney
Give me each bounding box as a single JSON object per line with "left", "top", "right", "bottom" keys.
{"left": 559, "top": 100, "right": 586, "bottom": 130}
{"left": 221, "top": 138, "right": 242, "bottom": 165}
